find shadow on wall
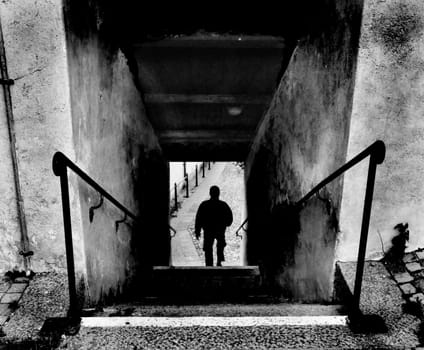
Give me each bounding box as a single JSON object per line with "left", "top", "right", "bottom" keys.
{"left": 77, "top": 147, "right": 170, "bottom": 306}
{"left": 247, "top": 194, "right": 339, "bottom": 303}
{"left": 279, "top": 197, "right": 339, "bottom": 302}
{"left": 133, "top": 147, "right": 170, "bottom": 269}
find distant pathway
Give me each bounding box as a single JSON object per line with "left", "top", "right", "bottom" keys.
{"left": 170, "top": 163, "right": 227, "bottom": 266}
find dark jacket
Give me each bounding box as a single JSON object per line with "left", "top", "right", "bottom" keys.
{"left": 195, "top": 198, "right": 233, "bottom": 236}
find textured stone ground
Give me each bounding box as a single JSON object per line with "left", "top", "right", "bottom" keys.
{"left": 0, "top": 275, "right": 30, "bottom": 327}
{"left": 0, "top": 272, "right": 68, "bottom": 347}
{"left": 383, "top": 249, "right": 424, "bottom": 308}
{"left": 338, "top": 261, "right": 421, "bottom": 348}
{"left": 59, "top": 325, "right": 392, "bottom": 350}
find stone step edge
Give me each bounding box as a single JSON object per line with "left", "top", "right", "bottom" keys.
{"left": 81, "top": 315, "right": 348, "bottom": 328}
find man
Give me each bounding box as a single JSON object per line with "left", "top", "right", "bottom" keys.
{"left": 195, "top": 185, "right": 233, "bottom": 266}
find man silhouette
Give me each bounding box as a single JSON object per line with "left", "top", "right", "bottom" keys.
{"left": 195, "top": 185, "right": 233, "bottom": 266}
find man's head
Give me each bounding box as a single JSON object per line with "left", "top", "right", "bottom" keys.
{"left": 210, "top": 185, "right": 220, "bottom": 199}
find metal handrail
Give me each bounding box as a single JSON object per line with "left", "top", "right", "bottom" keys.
{"left": 235, "top": 218, "right": 248, "bottom": 238}
{"left": 52, "top": 151, "right": 175, "bottom": 317}
{"left": 296, "top": 140, "right": 385, "bottom": 208}
{"left": 233, "top": 140, "right": 385, "bottom": 312}
{"left": 169, "top": 225, "right": 177, "bottom": 237}
{"left": 53, "top": 152, "right": 137, "bottom": 220}
{"left": 296, "top": 140, "right": 385, "bottom": 313}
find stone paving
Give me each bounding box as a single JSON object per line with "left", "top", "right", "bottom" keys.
{"left": 0, "top": 277, "right": 29, "bottom": 327}
{"left": 384, "top": 249, "right": 424, "bottom": 309}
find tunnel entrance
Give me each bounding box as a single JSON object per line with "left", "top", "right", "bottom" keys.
{"left": 60, "top": 0, "right": 365, "bottom": 307}
{"left": 169, "top": 161, "right": 246, "bottom": 267}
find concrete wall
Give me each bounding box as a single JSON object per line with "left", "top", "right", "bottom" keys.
{"left": 338, "top": 0, "right": 424, "bottom": 261}
{"left": 63, "top": 0, "right": 169, "bottom": 303}
{"left": 0, "top": 0, "right": 85, "bottom": 273}
{"left": 245, "top": 0, "right": 363, "bottom": 302}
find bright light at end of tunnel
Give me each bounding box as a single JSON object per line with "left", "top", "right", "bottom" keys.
{"left": 227, "top": 106, "right": 243, "bottom": 116}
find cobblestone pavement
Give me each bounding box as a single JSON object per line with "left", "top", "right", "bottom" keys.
{"left": 0, "top": 276, "right": 30, "bottom": 328}
{"left": 171, "top": 162, "right": 245, "bottom": 266}
{"left": 338, "top": 261, "right": 421, "bottom": 348}
{"left": 383, "top": 248, "right": 424, "bottom": 311}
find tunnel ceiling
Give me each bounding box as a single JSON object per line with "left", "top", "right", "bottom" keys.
{"left": 132, "top": 34, "right": 293, "bottom": 161}
{"left": 111, "top": 2, "right": 324, "bottom": 161}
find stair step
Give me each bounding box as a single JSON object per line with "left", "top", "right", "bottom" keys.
{"left": 142, "top": 265, "right": 262, "bottom": 301}
{"left": 62, "top": 319, "right": 378, "bottom": 349}
{"left": 85, "top": 303, "right": 346, "bottom": 317}
{"left": 81, "top": 315, "right": 348, "bottom": 328}
{"left": 65, "top": 322, "right": 412, "bottom": 349}
{"left": 153, "top": 266, "right": 260, "bottom": 277}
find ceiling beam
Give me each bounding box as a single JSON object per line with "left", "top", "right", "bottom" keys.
{"left": 144, "top": 94, "right": 271, "bottom": 105}
{"left": 135, "top": 36, "right": 285, "bottom": 49}
{"left": 158, "top": 130, "right": 254, "bottom": 142}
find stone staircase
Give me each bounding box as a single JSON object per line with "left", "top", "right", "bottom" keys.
{"left": 70, "top": 302, "right": 353, "bottom": 349}
{"left": 141, "top": 266, "right": 262, "bottom": 302}
{"left": 60, "top": 266, "right": 359, "bottom": 349}
{"left": 33, "top": 262, "right": 421, "bottom": 349}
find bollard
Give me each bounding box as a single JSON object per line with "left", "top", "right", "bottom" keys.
{"left": 202, "top": 162, "right": 205, "bottom": 178}
{"left": 183, "top": 162, "right": 187, "bottom": 177}
{"left": 174, "top": 183, "right": 178, "bottom": 212}
{"left": 195, "top": 165, "right": 198, "bottom": 187}
{"left": 185, "top": 175, "right": 189, "bottom": 198}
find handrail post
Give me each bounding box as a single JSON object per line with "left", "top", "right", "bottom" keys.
{"left": 53, "top": 152, "right": 78, "bottom": 318}
{"left": 352, "top": 153, "right": 378, "bottom": 312}
{"left": 195, "top": 165, "right": 198, "bottom": 187}
{"left": 57, "top": 166, "right": 78, "bottom": 318}
{"left": 185, "top": 174, "right": 189, "bottom": 198}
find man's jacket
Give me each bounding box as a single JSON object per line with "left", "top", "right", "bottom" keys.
{"left": 195, "top": 199, "right": 233, "bottom": 235}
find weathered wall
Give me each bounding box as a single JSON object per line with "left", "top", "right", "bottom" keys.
{"left": 0, "top": 0, "right": 85, "bottom": 273}
{"left": 63, "top": 0, "right": 169, "bottom": 303}
{"left": 338, "top": 0, "right": 424, "bottom": 261}
{"left": 245, "top": 0, "right": 363, "bottom": 302}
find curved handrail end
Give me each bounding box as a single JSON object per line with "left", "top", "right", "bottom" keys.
{"left": 373, "top": 140, "right": 386, "bottom": 164}
{"left": 169, "top": 225, "right": 177, "bottom": 237}
{"left": 52, "top": 151, "right": 68, "bottom": 176}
